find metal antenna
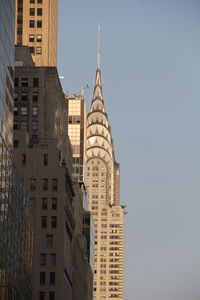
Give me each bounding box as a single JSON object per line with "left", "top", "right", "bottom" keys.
{"left": 97, "top": 24, "right": 100, "bottom": 69}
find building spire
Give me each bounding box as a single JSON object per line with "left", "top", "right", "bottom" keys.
{"left": 97, "top": 24, "right": 100, "bottom": 69}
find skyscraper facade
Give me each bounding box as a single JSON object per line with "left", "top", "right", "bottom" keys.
{"left": 15, "top": 0, "right": 58, "bottom": 66}
{"left": 67, "top": 94, "right": 87, "bottom": 182}
{"left": 0, "top": 0, "right": 15, "bottom": 148}
{"left": 86, "top": 37, "right": 125, "bottom": 299}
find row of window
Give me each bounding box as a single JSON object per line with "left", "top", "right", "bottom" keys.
{"left": 29, "top": 20, "right": 42, "bottom": 28}
{"left": 15, "top": 77, "right": 39, "bottom": 87}
{"left": 30, "top": 7, "right": 42, "bottom": 16}
{"left": 30, "top": 178, "right": 58, "bottom": 191}
{"left": 41, "top": 198, "right": 57, "bottom": 210}
{"left": 40, "top": 253, "right": 56, "bottom": 266}
{"left": 41, "top": 216, "right": 57, "bottom": 229}
{"left": 30, "top": 0, "right": 43, "bottom": 3}
{"left": 39, "top": 292, "right": 54, "bottom": 300}
{"left": 30, "top": 46, "right": 42, "bottom": 55}
{"left": 29, "top": 34, "right": 42, "bottom": 42}
{"left": 14, "top": 120, "right": 38, "bottom": 131}
{"left": 14, "top": 106, "right": 38, "bottom": 116}
{"left": 14, "top": 92, "right": 38, "bottom": 102}
{"left": 40, "top": 272, "right": 55, "bottom": 285}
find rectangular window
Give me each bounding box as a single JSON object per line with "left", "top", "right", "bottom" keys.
{"left": 30, "top": 178, "right": 36, "bottom": 190}
{"left": 14, "top": 78, "right": 19, "bottom": 87}
{"left": 52, "top": 179, "right": 58, "bottom": 191}
{"left": 21, "top": 121, "right": 27, "bottom": 130}
{"left": 51, "top": 216, "right": 57, "bottom": 228}
{"left": 13, "top": 121, "right": 18, "bottom": 130}
{"left": 22, "top": 154, "right": 26, "bottom": 166}
{"left": 32, "top": 92, "right": 38, "bottom": 102}
{"left": 37, "top": 20, "right": 42, "bottom": 28}
{"left": 21, "top": 107, "right": 28, "bottom": 115}
{"left": 46, "top": 235, "right": 53, "bottom": 248}
{"left": 14, "top": 140, "right": 19, "bottom": 148}
{"left": 37, "top": 8, "right": 42, "bottom": 15}
{"left": 50, "top": 253, "right": 56, "bottom": 267}
{"left": 29, "top": 20, "right": 35, "bottom": 28}
{"left": 29, "top": 47, "right": 35, "bottom": 54}
{"left": 14, "top": 106, "right": 18, "bottom": 116}
{"left": 50, "top": 272, "right": 55, "bottom": 285}
{"left": 32, "top": 120, "right": 38, "bottom": 130}
{"left": 36, "top": 46, "right": 42, "bottom": 54}
{"left": 38, "top": 0, "right": 42, "bottom": 3}
{"left": 30, "top": 0, "right": 35, "bottom": 3}
{"left": 40, "top": 272, "right": 45, "bottom": 285}
{"left": 52, "top": 198, "right": 57, "bottom": 210}
{"left": 44, "top": 154, "right": 48, "bottom": 166}
{"left": 42, "top": 179, "right": 48, "bottom": 191}
{"left": 37, "top": 34, "right": 42, "bottom": 42}
{"left": 21, "top": 93, "right": 28, "bottom": 101}
{"left": 33, "top": 78, "right": 39, "bottom": 87}
{"left": 21, "top": 78, "right": 28, "bottom": 87}
{"left": 39, "top": 292, "right": 45, "bottom": 300}
{"left": 42, "top": 198, "right": 48, "bottom": 210}
{"left": 30, "top": 8, "right": 35, "bottom": 16}
{"left": 40, "top": 253, "right": 46, "bottom": 266}
{"left": 49, "top": 292, "right": 55, "bottom": 300}
{"left": 41, "top": 216, "right": 47, "bottom": 228}
{"left": 29, "top": 34, "right": 34, "bottom": 42}
{"left": 32, "top": 106, "right": 38, "bottom": 116}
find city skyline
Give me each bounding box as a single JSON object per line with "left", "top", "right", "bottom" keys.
{"left": 58, "top": 1, "right": 200, "bottom": 299}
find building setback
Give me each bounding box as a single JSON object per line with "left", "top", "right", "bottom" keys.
{"left": 86, "top": 37, "right": 125, "bottom": 299}
{"left": 15, "top": 0, "right": 58, "bottom": 66}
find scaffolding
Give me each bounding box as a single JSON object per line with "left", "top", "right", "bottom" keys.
{"left": 0, "top": 134, "right": 33, "bottom": 299}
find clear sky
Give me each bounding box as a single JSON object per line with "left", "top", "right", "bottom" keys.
{"left": 58, "top": 1, "right": 200, "bottom": 299}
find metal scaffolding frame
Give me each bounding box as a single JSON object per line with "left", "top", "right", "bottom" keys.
{"left": 0, "top": 134, "right": 33, "bottom": 300}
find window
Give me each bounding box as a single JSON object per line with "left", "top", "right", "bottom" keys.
{"left": 46, "top": 235, "right": 53, "bottom": 248}
{"left": 14, "top": 78, "right": 19, "bottom": 87}
{"left": 40, "top": 253, "right": 46, "bottom": 266}
{"left": 14, "top": 140, "right": 19, "bottom": 148}
{"left": 30, "top": 178, "right": 36, "bottom": 190}
{"left": 38, "top": 0, "right": 42, "bottom": 3}
{"left": 32, "top": 120, "right": 38, "bottom": 130}
{"left": 52, "top": 179, "right": 58, "bottom": 191}
{"left": 42, "top": 179, "right": 48, "bottom": 191}
{"left": 30, "top": 0, "right": 35, "bottom": 3}
{"left": 37, "top": 8, "right": 42, "bottom": 15}
{"left": 42, "top": 198, "right": 47, "bottom": 210}
{"left": 52, "top": 198, "right": 57, "bottom": 210}
{"left": 29, "top": 34, "right": 34, "bottom": 42}
{"left": 29, "top": 20, "right": 35, "bottom": 28}
{"left": 33, "top": 78, "right": 39, "bottom": 87}
{"left": 32, "top": 106, "right": 38, "bottom": 116}
{"left": 21, "top": 93, "right": 28, "bottom": 102}
{"left": 30, "top": 8, "right": 35, "bottom": 16}
{"left": 51, "top": 216, "right": 57, "bottom": 228}
{"left": 50, "top": 272, "right": 55, "bottom": 285}
{"left": 37, "top": 20, "right": 42, "bottom": 28}
{"left": 21, "top": 107, "right": 28, "bottom": 115}
{"left": 50, "top": 253, "right": 56, "bottom": 266}
{"left": 41, "top": 216, "right": 47, "bottom": 228}
{"left": 36, "top": 47, "right": 42, "bottom": 54}
{"left": 14, "top": 106, "right": 18, "bottom": 116}
{"left": 21, "top": 78, "right": 28, "bottom": 87}
{"left": 39, "top": 292, "right": 45, "bottom": 300}
{"left": 40, "top": 272, "right": 45, "bottom": 284}
{"left": 13, "top": 121, "right": 18, "bottom": 130}
{"left": 37, "top": 34, "right": 42, "bottom": 42}
{"left": 21, "top": 121, "right": 27, "bottom": 130}
{"left": 49, "top": 292, "right": 55, "bottom": 300}
{"left": 22, "top": 154, "right": 26, "bottom": 166}
{"left": 32, "top": 92, "right": 38, "bottom": 102}
{"left": 43, "top": 154, "right": 48, "bottom": 166}
{"left": 29, "top": 47, "right": 35, "bottom": 54}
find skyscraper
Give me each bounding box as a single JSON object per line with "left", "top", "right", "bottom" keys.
{"left": 86, "top": 31, "right": 125, "bottom": 299}
{"left": 15, "top": 0, "right": 58, "bottom": 66}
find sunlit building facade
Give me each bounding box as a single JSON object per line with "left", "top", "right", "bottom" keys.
{"left": 15, "top": 0, "right": 58, "bottom": 66}
{"left": 86, "top": 43, "right": 125, "bottom": 299}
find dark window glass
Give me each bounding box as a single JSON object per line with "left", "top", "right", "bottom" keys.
{"left": 52, "top": 198, "right": 57, "bottom": 210}
{"left": 40, "top": 272, "right": 45, "bottom": 284}
{"left": 46, "top": 235, "right": 53, "bottom": 248}
{"left": 37, "top": 20, "right": 42, "bottom": 28}
{"left": 44, "top": 154, "right": 48, "bottom": 166}
{"left": 52, "top": 179, "right": 58, "bottom": 191}
{"left": 33, "top": 78, "right": 39, "bottom": 87}
{"left": 14, "top": 140, "right": 19, "bottom": 148}
{"left": 42, "top": 198, "right": 47, "bottom": 210}
{"left": 38, "top": 0, "right": 42, "bottom": 3}
{"left": 41, "top": 216, "right": 47, "bottom": 228}
{"left": 21, "top": 93, "right": 28, "bottom": 101}
{"left": 13, "top": 121, "right": 18, "bottom": 130}
{"left": 37, "top": 8, "right": 42, "bottom": 15}
{"left": 22, "top": 154, "right": 26, "bottom": 166}
{"left": 51, "top": 216, "right": 57, "bottom": 228}
{"left": 14, "top": 78, "right": 19, "bottom": 87}
{"left": 50, "top": 253, "right": 56, "bottom": 266}
{"left": 30, "top": 178, "right": 36, "bottom": 190}
{"left": 49, "top": 292, "right": 55, "bottom": 300}
{"left": 29, "top": 20, "right": 35, "bottom": 28}
{"left": 30, "top": 8, "right": 35, "bottom": 16}
{"left": 33, "top": 92, "right": 38, "bottom": 102}
{"left": 30, "top": 47, "right": 35, "bottom": 54}
{"left": 39, "top": 292, "right": 45, "bottom": 300}
{"left": 29, "top": 34, "right": 34, "bottom": 42}
{"left": 40, "top": 253, "right": 46, "bottom": 266}
{"left": 21, "top": 78, "right": 28, "bottom": 87}
{"left": 42, "top": 179, "right": 48, "bottom": 190}
{"left": 30, "top": 0, "right": 35, "bottom": 3}
{"left": 50, "top": 272, "right": 55, "bottom": 285}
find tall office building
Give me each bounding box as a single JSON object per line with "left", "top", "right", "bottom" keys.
{"left": 15, "top": 0, "right": 58, "bottom": 66}
{"left": 0, "top": 0, "right": 15, "bottom": 148}
{"left": 86, "top": 34, "right": 125, "bottom": 299}
{"left": 67, "top": 93, "right": 87, "bottom": 182}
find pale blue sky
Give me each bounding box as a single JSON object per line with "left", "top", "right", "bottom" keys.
{"left": 58, "top": 1, "right": 200, "bottom": 299}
